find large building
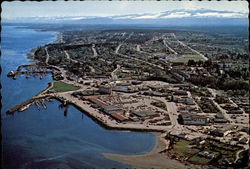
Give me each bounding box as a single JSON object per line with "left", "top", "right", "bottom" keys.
{"left": 98, "top": 85, "right": 112, "bottom": 94}
{"left": 178, "top": 113, "right": 208, "bottom": 126}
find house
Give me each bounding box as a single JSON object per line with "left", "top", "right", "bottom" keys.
{"left": 198, "top": 151, "right": 215, "bottom": 159}
{"left": 173, "top": 84, "right": 193, "bottom": 88}
{"left": 172, "top": 73, "right": 184, "bottom": 81}
{"left": 178, "top": 71, "right": 191, "bottom": 79}
{"left": 173, "top": 90, "right": 188, "bottom": 96}
{"left": 209, "top": 126, "right": 234, "bottom": 137}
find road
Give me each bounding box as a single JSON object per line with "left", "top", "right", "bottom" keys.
{"left": 165, "top": 102, "right": 182, "bottom": 130}
{"left": 116, "top": 53, "right": 164, "bottom": 70}
{"left": 125, "top": 32, "right": 134, "bottom": 41}
{"left": 163, "top": 39, "right": 178, "bottom": 54}
{"left": 64, "top": 50, "right": 78, "bottom": 63}
{"left": 115, "top": 44, "right": 122, "bottom": 54}
{"left": 115, "top": 32, "right": 134, "bottom": 54}
{"left": 172, "top": 33, "right": 208, "bottom": 61}
{"left": 92, "top": 44, "right": 98, "bottom": 56}
{"left": 45, "top": 47, "right": 50, "bottom": 64}
{"left": 136, "top": 44, "right": 140, "bottom": 52}
{"left": 111, "top": 65, "right": 120, "bottom": 80}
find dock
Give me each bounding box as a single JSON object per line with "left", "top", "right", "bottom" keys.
{"left": 6, "top": 95, "right": 50, "bottom": 114}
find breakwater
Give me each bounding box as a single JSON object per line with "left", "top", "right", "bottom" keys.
{"left": 6, "top": 95, "right": 51, "bottom": 114}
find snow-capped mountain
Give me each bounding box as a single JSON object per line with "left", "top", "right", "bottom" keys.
{"left": 4, "top": 9, "right": 248, "bottom": 26}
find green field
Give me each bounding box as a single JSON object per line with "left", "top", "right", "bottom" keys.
{"left": 169, "top": 139, "right": 199, "bottom": 158}
{"left": 188, "top": 155, "right": 212, "bottom": 164}
{"left": 52, "top": 81, "right": 80, "bottom": 92}
{"left": 168, "top": 136, "right": 242, "bottom": 165}
{"left": 170, "top": 55, "right": 205, "bottom": 63}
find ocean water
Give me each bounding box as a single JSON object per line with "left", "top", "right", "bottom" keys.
{"left": 1, "top": 25, "right": 156, "bottom": 169}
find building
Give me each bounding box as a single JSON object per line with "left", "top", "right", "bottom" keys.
{"left": 178, "top": 71, "right": 191, "bottom": 79}
{"left": 227, "top": 110, "right": 243, "bottom": 114}
{"left": 98, "top": 85, "right": 111, "bottom": 94}
{"left": 209, "top": 125, "right": 234, "bottom": 137}
{"left": 172, "top": 97, "right": 195, "bottom": 105}
{"left": 101, "top": 105, "right": 125, "bottom": 115}
{"left": 88, "top": 97, "right": 108, "bottom": 106}
{"left": 173, "top": 90, "right": 188, "bottom": 96}
{"left": 172, "top": 73, "right": 185, "bottom": 81}
{"left": 179, "top": 113, "right": 208, "bottom": 126}
{"left": 173, "top": 84, "right": 193, "bottom": 88}
{"left": 131, "top": 80, "right": 142, "bottom": 85}
{"left": 110, "top": 113, "right": 128, "bottom": 122}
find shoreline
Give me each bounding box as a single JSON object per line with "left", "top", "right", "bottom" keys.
{"left": 103, "top": 133, "right": 193, "bottom": 169}
{"left": 4, "top": 25, "right": 191, "bottom": 168}
{"left": 53, "top": 95, "right": 167, "bottom": 132}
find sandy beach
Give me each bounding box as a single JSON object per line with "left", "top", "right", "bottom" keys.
{"left": 103, "top": 133, "right": 198, "bottom": 169}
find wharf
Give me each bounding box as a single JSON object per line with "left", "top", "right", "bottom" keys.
{"left": 6, "top": 95, "right": 51, "bottom": 114}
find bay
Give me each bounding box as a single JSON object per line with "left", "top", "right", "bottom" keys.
{"left": 1, "top": 25, "right": 156, "bottom": 169}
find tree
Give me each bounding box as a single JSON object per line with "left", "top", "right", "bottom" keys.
{"left": 187, "top": 59, "right": 196, "bottom": 66}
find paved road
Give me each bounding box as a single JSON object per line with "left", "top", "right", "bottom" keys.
{"left": 172, "top": 33, "right": 208, "bottom": 61}
{"left": 136, "top": 44, "right": 140, "bottom": 52}
{"left": 116, "top": 53, "right": 164, "bottom": 70}
{"left": 92, "top": 44, "right": 98, "bottom": 56}
{"left": 163, "top": 39, "right": 178, "bottom": 54}
{"left": 115, "top": 44, "right": 122, "bottom": 54}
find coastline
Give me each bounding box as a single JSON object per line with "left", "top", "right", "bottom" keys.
{"left": 103, "top": 133, "right": 192, "bottom": 169}
{"left": 5, "top": 26, "right": 188, "bottom": 168}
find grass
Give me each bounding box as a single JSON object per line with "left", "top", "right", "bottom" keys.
{"left": 52, "top": 81, "right": 80, "bottom": 92}
{"left": 170, "top": 54, "right": 205, "bottom": 63}
{"left": 188, "top": 155, "right": 211, "bottom": 164}
{"left": 168, "top": 136, "right": 243, "bottom": 166}
{"left": 170, "top": 139, "right": 199, "bottom": 158}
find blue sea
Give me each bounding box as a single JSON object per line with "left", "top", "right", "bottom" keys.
{"left": 1, "top": 25, "right": 156, "bottom": 169}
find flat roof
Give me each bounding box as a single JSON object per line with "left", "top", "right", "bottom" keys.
{"left": 133, "top": 111, "right": 158, "bottom": 117}
{"left": 102, "top": 105, "right": 123, "bottom": 111}
{"left": 111, "top": 113, "right": 127, "bottom": 121}
{"left": 88, "top": 97, "right": 108, "bottom": 106}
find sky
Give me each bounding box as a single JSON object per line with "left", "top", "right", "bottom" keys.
{"left": 2, "top": 0, "right": 248, "bottom": 19}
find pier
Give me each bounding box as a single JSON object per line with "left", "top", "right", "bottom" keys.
{"left": 6, "top": 95, "right": 51, "bottom": 114}
{"left": 7, "top": 64, "right": 60, "bottom": 79}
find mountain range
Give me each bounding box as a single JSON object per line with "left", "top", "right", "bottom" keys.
{"left": 4, "top": 9, "right": 248, "bottom": 26}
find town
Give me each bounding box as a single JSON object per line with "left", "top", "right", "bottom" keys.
{"left": 7, "top": 29, "right": 249, "bottom": 168}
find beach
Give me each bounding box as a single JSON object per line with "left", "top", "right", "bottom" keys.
{"left": 104, "top": 133, "right": 195, "bottom": 169}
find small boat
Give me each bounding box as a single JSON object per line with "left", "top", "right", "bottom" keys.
{"left": 18, "top": 104, "right": 30, "bottom": 112}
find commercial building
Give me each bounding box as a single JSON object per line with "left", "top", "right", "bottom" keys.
{"left": 99, "top": 85, "right": 112, "bottom": 94}
{"left": 178, "top": 113, "right": 208, "bottom": 126}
